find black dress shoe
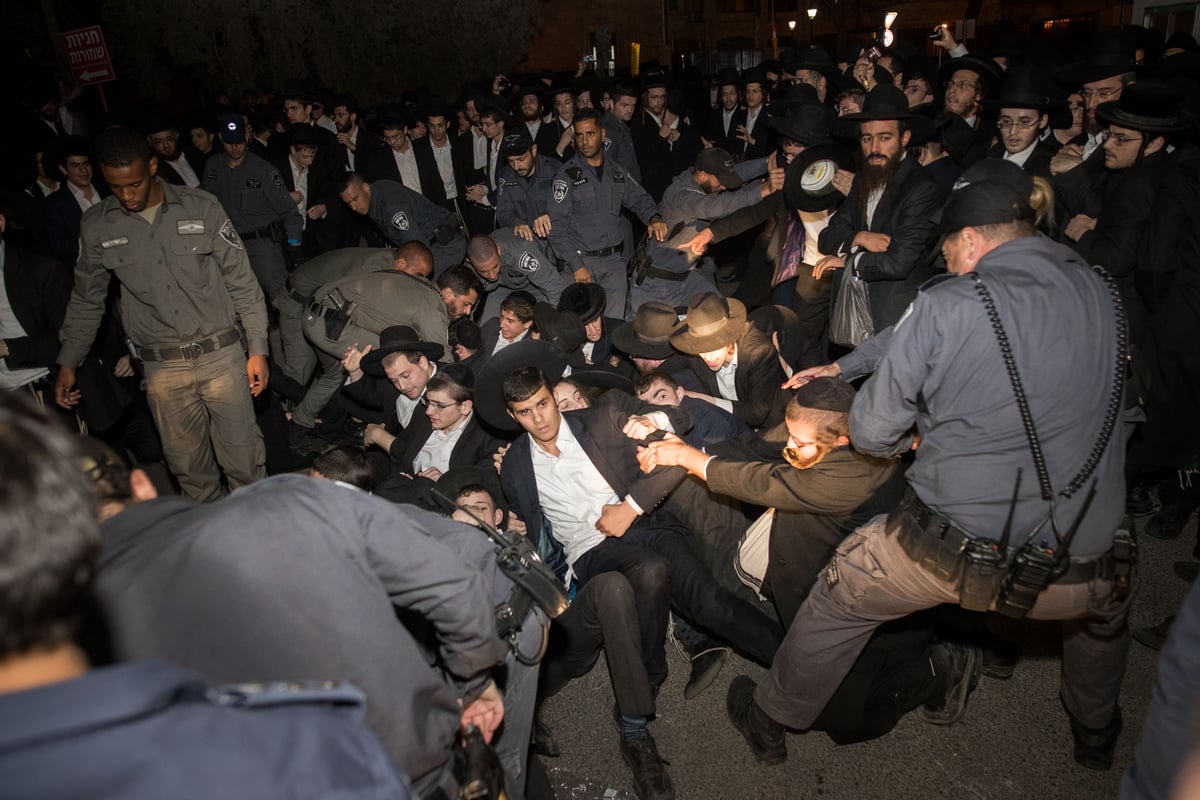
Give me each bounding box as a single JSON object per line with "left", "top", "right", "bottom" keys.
{"left": 531, "top": 716, "right": 560, "bottom": 758}
{"left": 684, "top": 647, "right": 728, "bottom": 700}
{"left": 919, "top": 643, "right": 982, "bottom": 725}
{"left": 1133, "top": 616, "right": 1176, "bottom": 651}
{"left": 1068, "top": 708, "right": 1123, "bottom": 771}
{"left": 1175, "top": 561, "right": 1200, "bottom": 583}
{"left": 726, "top": 676, "right": 787, "bottom": 765}
{"left": 620, "top": 733, "right": 675, "bottom": 800}
{"left": 1127, "top": 484, "right": 1161, "bottom": 518}
{"left": 1145, "top": 505, "right": 1196, "bottom": 540}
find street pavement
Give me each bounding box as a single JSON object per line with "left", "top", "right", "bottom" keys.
{"left": 540, "top": 513, "right": 1196, "bottom": 799}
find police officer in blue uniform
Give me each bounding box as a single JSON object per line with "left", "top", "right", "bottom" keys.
{"left": 547, "top": 109, "right": 667, "bottom": 319}
{"left": 494, "top": 130, "right": 558, "bottom": 251}
{"left": 339, "top": 173, "right": 467, "bottom": 277}
{"left": 0, "top": 393, "right": 411, "bottom": 800}
{"left": 468, "top": 229, "right": 569, "bottom": 320}
{"left": 202, "top": 113, "right": 304, "bottom": 305}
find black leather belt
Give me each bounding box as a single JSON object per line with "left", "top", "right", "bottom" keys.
{"left": 643, "top": 266, "right": 690, "bottom": 281}
{"left": 284, "top": 280, "right": 309, "bottom": 305}
{"left": 889, "top": 487, "right": 1111, "bottom": 586}
{"left": 137, "top": 329, "right": 241, "bottom": 363}
{"left": 240, "top": 228, "right": 273, "bottom": 241}
{"left": 578, "top": 243, "right": 624, "bottom": 257}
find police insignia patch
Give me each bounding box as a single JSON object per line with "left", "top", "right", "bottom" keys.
{"left": 177, "top": 219, "right": 206, "bottom": 235}
{"left": 518, "top": 252, "right": 539, "bottom": 272}
{"left": 603, "top": 137, "right": 612, "bottom": 150}
{"left": 391, "top": 212, "right": 410, "bottom": 230}
{"left": 552, "top": 180, "right": 568, "bottom": 204}
{"left": 271, "top": 172, "right": 284, "bottom": 187}
{"left": 246, "top": 178, "right": 262, "bottom": 188}
{"left": 218, "top": 219, "right": 243, "bottom": 250}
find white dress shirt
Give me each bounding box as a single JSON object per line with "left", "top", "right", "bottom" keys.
{"left": 167, "top": 155, "right": 200, "bottom": 188}
{"left": 711, "top": 347, "right": 739, "bottom": 413}
{"left": 413, "top": 412, "right": 472, "bottom": 474}
{"left": 1003, "top": 139, "right": 1037, "bottom": 169}
{"left": 67, "top": 182, "right": 102, "bottom": 213}
{"left": 430, "top": 139, "right": 458, "bottom": 200}
{"left": 531, "top": 420, "right": 618, "bottom": 568}
{"left": 392, "top": 144, "right": 422, "bottom": 193}
{"left": 491, "top": 327, "right": 528, "bottom": 355}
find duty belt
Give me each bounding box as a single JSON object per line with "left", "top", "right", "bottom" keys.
{"left": 137, "top": 329, "right": 241, "bottom": 362}
{"left": 577, "top": 243, "right": 624, "bottom": 257}
{"left": 642, "top": 266, "right": 690, "bottom": 282}
{"left": 284, "top": 280, "right": 309, "bottom": 305}
{"left": 888, "top": 487, "right": 1113, "bottom": 586}
{"left": 240, "top": 228, "right": 274, "bottom": 241}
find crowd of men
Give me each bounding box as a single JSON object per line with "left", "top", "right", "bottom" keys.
{"left": 2, "top": 20, "right": 1200, "bottom": 800}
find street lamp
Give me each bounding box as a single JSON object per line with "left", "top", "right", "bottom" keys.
{"left": 807, "top": 7, "right": 817, "bottom": 43}
{"left": 788, "top": 19, "right": 796, "bottom": 31}
{"left": 883, "top": 10, "right": 897, "bottom": 46}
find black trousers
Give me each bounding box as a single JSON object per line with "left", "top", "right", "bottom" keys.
{"left": 540, "top": 572, "right": 657, "bottom": 719}
{"left": 574, "top": 514, "right": 783, "bottom": 677}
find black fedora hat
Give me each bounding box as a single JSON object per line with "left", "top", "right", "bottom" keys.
{"left": 1095, "top": 80, "right": 1195, "bottom": 135}
{"left": 715, "top": 67, "right": 743, "bottom": 88}
{"left": 768, "top": 83, "right": 820, "bottom": 114}
{"left": 568, "top": 369, "right": 635, "bottom": 396}
{"left": 839, "top": 84, "right": 926, "bottom": 121}
{"left": 938, "top": 54, "right": 1006, "bottom": 98}
{"left": 931, "top": 112, "right": 977, "bottom": 165}
{"left": 360, "top": 325, "right": 445, "bottom": 376}
{"left": 782, "top": 142, "right": 857, "bottom": 212}
{"left": 611, "top": 302, "right": 683, "bottom": 359}
{"left": 557, "top": 282, "right": 606, "bottom": 323}
{"left": 474, "top": 339, "right": 569, "bottom": 431}
{"left": 742, "top": 66, "right": 771, "bottom": 87}
{"left": 533, "top": 303, "right": 586, "bottom": 354}
{"left": 985, "top": 66, "right": 1059, "bottom": 113}
{"left": 788, "top": 46, "right": 841, "bottom": 82}
{"left": 769, "top": 102, "right": 835, "bottom": 146}
{"left": 1056, "top": 30, "right": 1139, "bottom": 87}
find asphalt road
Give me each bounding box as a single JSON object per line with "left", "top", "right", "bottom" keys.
{"left": 539, "top": 513, "right": 1196, "bottom": 800}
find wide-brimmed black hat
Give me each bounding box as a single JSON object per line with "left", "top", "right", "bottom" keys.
{"left": 938, "top": 54, "right": 1006, "bottom": 98}
{"left": 748, "top": 305, "right": 803, "bottom": 367}
{"left": 557, "top": 282, "right": 606, "bottom": 323}
{"left": 985, "top": 66, "right": 1059, "bottom": 113}
{"left": 770, "top": 102, "right": 835, "bottom": 146}
{"left": 1056, "top": 30, "right": 1139, "bottom": 87}
{"left": 840, "top": 84, "right": 928, "bottom": 122}
{"left": 568, "top": 370, "right": 635, "bottom": 396}
{"left": 715, "top": 67, "right": 743, "bottom": 88}
{"left": 742, "top": 66, "right": 770, "bottom": 87}
{"left": 534, "top": 303, "right": 586, "bottom": 353}
{"left": 787, "top": 46, "right": 841, "bottom": 82}
{"left": 1095, "top": 80, "right": 1195, "bottom": 134}
{"left": 361, "top": 325, "right": 445, "bottom": 376}
{"left": 611, "top": 302, "right": 682, "bottom": 359}
{"left": 931, "top": 113, "right": 977, "bottom": 165}
{"left": 670, "top": 292, "right": 749, "bottom": 354}
{"left": 474, "top": 339, "right": 569, "bottom": 431}
{"left": 769, "top": 84, "right": 820, "bottom": 114}
{"left": 782, "top": 142, "right": 857, "bottom": 212}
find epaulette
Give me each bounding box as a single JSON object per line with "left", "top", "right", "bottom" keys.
{"left": 206, "top": 679, "right": 366, "bottom": 709}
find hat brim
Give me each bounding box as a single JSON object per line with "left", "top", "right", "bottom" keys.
{"left": 610, "top": 321, "right": 677, "bottom": 359}
{"left": 768, "top": 116, "right": 831, "bottom": 147}
{"left": 1055, "top": 63, "right": 1137, "bottom": 88}
{"left": 1094, "top": 105, "right": 1195, "bottom": 134}
{"left": 569, "top": 369, "right": 635, "bottom": 396}
{"left": 361, "top": 341, "right": 446, "bottom": 376}
{"left": 474, "top": 340, "right": 569, "bottom": 431}
{"left": 782, "top": 143, "right": 857, "bottom": 212}
{"left": 670, "top": 307, "right": 749, "bottom": 354}
{"left": 937, "top": 57, "right": 1005, "bottom": 97}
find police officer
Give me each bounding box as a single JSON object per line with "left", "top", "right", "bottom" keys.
{"left": 602, "top": 83, "right": 643, "bottom": 181}
{"left": 56, "top": 126, "right": 268, "bottom": 503}
{"left": 632, "top": 147, "right": 782, "bottom": 309}
{"left": 340, "top": 173, "right": 467, "bottom": 276}
{"left": 467, "top": 229, "right": 568, "bottom": 320}
{"left": 494, "top": 130, "right": 557, "bottom": 249}
{"left": 202, "top": 112, "right": 304, "bottom": 306}
{"left": 0, "top": 395, "right": 412, "bottom": 800}
{"left": 720, "top": 181, "right": 1134, "bottom": 772}
{"left": 547, "top": 109, "right": 667, "bottom": 318}
{"left": 281, "top": 243, "right": 433, "bottom": 429}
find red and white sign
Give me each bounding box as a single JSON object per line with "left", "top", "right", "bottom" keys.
{"left": 61, "top": 25, "right": 116, "bottom": 85}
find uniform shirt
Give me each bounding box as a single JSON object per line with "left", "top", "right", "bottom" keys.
{"left": 546, "top": 151, "right": 661, "bottom": 272}
{"left": 68, "top": 181, "right": 102, "bottom": 213}
{"left": 413, "top": 410, "right": 472, "bottom": 474}
{"left": 58, "top": 180, "right": 269, "bottom": 363}
{"left": 494, "top": 155, "right": 558, "bottom": 229}
{"left": 0, "top": 242, "right": 50, "bottom": 389}
{"left": 485, "top": 231, "right": 568, "bottom": 305}
{"left": 849, "top": 236, "right": 1126, "bottom": 556}
{"left": 201, "top": 152, "right": 303, "bottom": 241}
{"left": 367, "top": 180, "right": 458, "bottom": 248}
{"left": 166, "top": 154, "right": 201, "bottom": 188}
{"left": 287, "top": 247, "right": 394, "bottom": 300}
{"left": 601, "top": 110, "right": 641, "bottom": 181}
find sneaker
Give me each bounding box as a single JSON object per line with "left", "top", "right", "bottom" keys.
{"left": 1068, "top": 708, "right": 1123, "bottom": 771}
{"left": 725, "top": 676, "right": 787, "bottom": 765}
{"left": 620, "top": 734, "right": 675, "bottom": 800}
{"left": 1133, "top": 616, "right": 1176, "bottom": 651}
{"left": 919, "top": 643, "right": 982, "bottom": 725}
{"left": 684, "top": 647, "right": 729, "bottom": 700}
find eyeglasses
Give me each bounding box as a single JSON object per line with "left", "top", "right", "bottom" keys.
{"left": 1107, "top": 132, "right": 1144, "bottom": 147}
{"left": 1079, "top": 87, "right": 1120, "bottom": 101}
{"left": 996, "top": 117, "right": 1040, "bottom": 131}
{"left": 1068, "top": 103, "right": 1084, "bottom": 113}
{"left": 944, "top": 80, "right": 979, "bottom": 93}
{"left": 426, "top": 399, "right": 462, "bottom": 411}
{"left": 382, "top": 133, "right": 407, "bottom": 143}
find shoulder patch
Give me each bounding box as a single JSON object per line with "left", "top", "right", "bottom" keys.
{"left": 518, "top": 251, "right": 540, "bottom": 272}
{"left": 218, "top": 219, "right": 243, "bottom": 250}
{"left": 603, "top": 137, "right": 613, "bottom": 150}
{"left": 177, "top": 219, "right": 206, "bottom": 235}
{"left": 613, "top": 172, "right": 627, "bottom": 183}
{"left": 391, "top": 211, "right": 410, "bottom": 230}
{"left": 271, "top": 172, "right": 284, "bottom": 187}
{"left": 552, "top": 180, "right": 569, "bottom": 204}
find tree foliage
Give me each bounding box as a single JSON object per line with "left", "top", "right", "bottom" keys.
{"left": 101, "top": 0, "right": 540, "bottom": 101}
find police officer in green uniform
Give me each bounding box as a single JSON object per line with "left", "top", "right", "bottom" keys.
{"left": 56, "top": 127, "right": 268, "bottom": 502}
{"left": 201, "top": 113, "right": 303, "bottom": 306}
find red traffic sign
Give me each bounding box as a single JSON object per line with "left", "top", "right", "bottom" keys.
{"left": 61, "top": 25, "right": 116, "bottom": 84}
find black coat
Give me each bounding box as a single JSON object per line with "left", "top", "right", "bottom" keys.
{"left": 985, "top": 135, "right": 1061, "bottom": 179}
{"left": 683, "top": 323, "right": 787, "bottom": 430}
{"left": 818, "top": 156, "right": 942, "bottom": 331}
{"left": 2, "top": 243, "right": 71, "bottom": 369}
{"left": 346, "top": 127, "right": 385, "bottom": 176}
{"left": 364, "top": 138, "right": 448, "bottom": 206}
{"left": 390, "top": 412, "right": 500, "bottom": 475}
{"left": 727, "top": 107, "right": 773, "bottom": 161}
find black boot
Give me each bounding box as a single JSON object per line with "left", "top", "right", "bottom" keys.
{"left": 726, "top": 676, "right": 787, "bottom": 765}
{"left": 1133, "top": 615, "right": 1176, "bottom": 651}
{"left": 919, "top": 642, "right": 982, "bottom": 725}
{"left": 1145, "top": 504, "right": 1195, "bottom": 540}
{"left": 1126, "top": 483, "right": 1161, "bottom": 517}
{"left": 619, "top": 732, "right": 675, "bottom": 800}
{"left": 1067, "top": 707, "right": 1123, "bottom": 771}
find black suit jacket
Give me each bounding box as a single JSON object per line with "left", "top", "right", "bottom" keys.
{"left": 728, "top": 108, "right": 773, "bottom": 161}
{"left": 273, "top": 151, "right": 353, "bottom": 253}
{"left": 44, "top": 184, "right": 90, "bottom": 265}
{"left": 2, "top": 243, "right": 71, "bottom": 369}
{"left": 818, "top": 155, "right": 942, "bottom": 330}
{"left": 701, "top": 106, "right": 741, "bottom": 153}
{"left": 347, "top": 128, "right": 385, "bottom": 177}
{"left": 499, "top": 394, "right": 692, "bottom": 573}
{"left": 364, "top": 139, "right": 448, "bottom": 206}
{"left": 985, "top": 136, "right": 1060, "bottom": 179}
{"left": 391, "top": 412, "right": 499, "bottom": 475}
{"left": 684, "top": 324, "right": 786, "bottom": 430}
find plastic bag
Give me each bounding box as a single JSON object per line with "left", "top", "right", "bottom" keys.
{"left": 829, "top": 266, "right": 874, "bottom": 347}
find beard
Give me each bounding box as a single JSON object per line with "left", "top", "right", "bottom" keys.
{"left": 857, "top": 150, "right": 903, "bottom": 218}
{"left": 783, "top": 442, "right": 834, "bottom": 470}
{"left": 1085, "top": 116, "right": 1103, "bottom": 136}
